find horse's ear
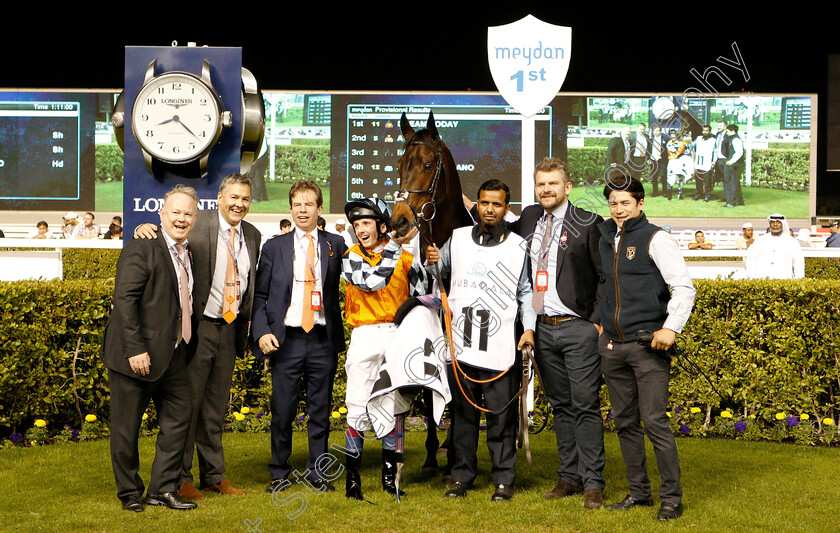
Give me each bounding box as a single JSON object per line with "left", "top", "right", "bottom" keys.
{"left": 400, "top": 112, "right": 414, "bottom": 138}
{"left": 426, "top": 112, "right": 439, "bottom": 139}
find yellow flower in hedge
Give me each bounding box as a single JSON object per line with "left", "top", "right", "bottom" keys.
{"left": 339, "top": 407, "right": 348, "bottom": 414}
{"left": 775, "top": 412, "right": 786, "bottom": 420}
{"left": 233, "top": 412, "right": 245, "bottom": 422}
{"left": 85, "top": 414, "right": 97, "bottom": 423}
{"left": 666, "top": 412, "right": 672, "bottom": 418}
{"left": 720, "top": 411, "right": 733, "bottom": 419}
{"left": 34, "top": 419, "right": 47, "bottom": 428}
{"left": 823, "top": 418, "right": 835, "bottom": 426}
{"left": 800, "top": 413, "right": 810, "bottom": 421}
{"left": 142, "top": 413, "right": 149, "bottom": 421}
{"left": 690, "top": 407, "right": 701, "bottom": 414}
{"left": 331, "top": 411, "right": 341, "bottom": 419}
{"left": 748, "top": 414, "right": 756, "bottom": 419}
{"left": 240, "top": 407, "right": 251, "bottom": 415}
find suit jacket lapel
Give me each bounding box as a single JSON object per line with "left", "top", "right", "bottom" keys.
{"left": 207, "top": 210, "right": 220, "bottom": 282}
{"left": 156, "top": 232, "right": 180, "bottom": 298}
{"left": 318, "top": 229, "right": 330, "bottom": 285}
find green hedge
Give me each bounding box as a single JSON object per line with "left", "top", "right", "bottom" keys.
{"left": 4, "top": 276, "right": 840, "bottom": 445}
{"left": 95, "top": 143, "right": 124, "bottom": 183}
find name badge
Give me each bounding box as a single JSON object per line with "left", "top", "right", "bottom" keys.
{"left": 535, "top": 270, "right": 549, "bottom": 291}
{"left": 311, "top": 291, "right": 322, "bottom": 311}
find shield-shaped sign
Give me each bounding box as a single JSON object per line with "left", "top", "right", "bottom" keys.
{"left": 626, "top": 246, "right": 636, "bottom": 261}
{"left": 487, "top": 15, "right": 572, "bottom": 118}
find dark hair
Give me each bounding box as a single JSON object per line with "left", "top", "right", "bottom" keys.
{"left": 112, "top": 215, "right": 122, "bottom": 224}
{"left": 289, "top": 179, "right": 323, "bottom": 208}
{"left": 726, "top": 124, "right": 739, "bottom": 133}
{"left": 317, "top": 216, "right": 326, "bottom": 229}
{"left": 603, "top": 174, "right": 645, "bottom": 202}
{"left": 477, "top": 179, "right": 510, "bottom": 205}
{"left": 280, "top": 219, "right": 292, "bottom": 229}
{"left": 36, "top": 220, "right": 48, "bottom": 228}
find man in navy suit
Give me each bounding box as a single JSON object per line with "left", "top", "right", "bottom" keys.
{"left": 251, "top": 180, "right": 348, "bottom": 494}
{"left": 103, "top": 185, "right": 199, "bottom": 512}
{"left": 510, "top": 158, "right": 606, "bottom": 509}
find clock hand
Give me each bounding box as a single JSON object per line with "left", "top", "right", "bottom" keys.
{"left": 172, "top": 115, "right": 201, "bottom": 139}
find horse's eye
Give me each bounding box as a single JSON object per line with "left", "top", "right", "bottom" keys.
{"left": 424, "top": 163, "right": 432, "bottom": 171}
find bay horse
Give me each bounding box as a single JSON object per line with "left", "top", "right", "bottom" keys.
{"left": 391, "top": 112, "right": 473, "bottom": 477}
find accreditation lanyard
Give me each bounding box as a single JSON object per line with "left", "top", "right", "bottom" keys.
{"left": 221, "top": 225, "right": 245, "bottom": 301}
{"left": 295, "top": 232, "right": 322, "bottom": 310}
{"left": 535, "top": 214, "right": 565, "bottom": 292}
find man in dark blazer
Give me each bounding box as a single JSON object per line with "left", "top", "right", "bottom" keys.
{"left": 628, "top": 123, "right": 651, "bottom": 180}
{"left": 251, "top": 179, "right": 348, "bottom": 494}
{"left": 177, "top": 174, "right": 261, "bottom": 498}
{"left": 135, "top": 174, "right": 262, "bottom": 499}
{"left": 510, "top": 157, "right": 606, "bottom": 509}
{"left": 605, "top": 126, "right": 632, "bottom": 179}
{"left": 103, "top": 185, "right": 199, "bottom": 512}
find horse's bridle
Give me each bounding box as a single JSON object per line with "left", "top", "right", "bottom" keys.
{"left": 394, "top": 141, "right": 445, "bottom": 230}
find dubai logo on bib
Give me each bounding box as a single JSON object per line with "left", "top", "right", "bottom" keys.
{"left": 487, "top": 15, "right": 572, "bottom": 118}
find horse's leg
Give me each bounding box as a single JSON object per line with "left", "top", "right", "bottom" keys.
{"left": 421, "top": 388, "right": 439, "bottom": 475}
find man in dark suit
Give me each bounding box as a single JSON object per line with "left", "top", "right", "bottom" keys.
{"left": 177, "top": 174, "right": 261, "bottom": 498}
{"left": 628, "top": 123, "right": 651, "bottom": 180}
{"left": 103, "top": 185, "right": 199, "bottom": 512}
{"left": 605, "top": 126, "right": 631, "bottom": 179}
{"left": 135, "top": 174, "right": 262, "bottom": 499}
{"left": 510, "top": 157, "right": 606, "bottom": 509}
{"left": 251, "top": 179, "right": 348, "bottom": 494}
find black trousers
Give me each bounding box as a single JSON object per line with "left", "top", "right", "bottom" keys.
{"left": 269, "top": 325, "right": 337, "bottom": 481}
{"left": 447, "top": 360, "right": 518, "bottom": 487}
{"left": 599, "top": 335, "right": 682, "bottom": 504}
{"left": 180, "top": 318, "right": 237, "bottom": 487}
{"left": 109, "top": 347, "right": 191, "bottom": 500}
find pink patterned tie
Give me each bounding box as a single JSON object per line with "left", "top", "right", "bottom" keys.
{"left": 175, "top": 243, "right": 191, "bottom": 344}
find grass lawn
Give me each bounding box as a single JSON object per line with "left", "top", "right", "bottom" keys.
{"left": 2, "top": 431, "right": 839, "bottom": 532}
{"left": 569, "top": 182, "right": 808, "bottom": 220}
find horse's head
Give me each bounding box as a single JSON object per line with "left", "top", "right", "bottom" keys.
{"left": 392, "top": 112, "right": 445, "bottom": 237}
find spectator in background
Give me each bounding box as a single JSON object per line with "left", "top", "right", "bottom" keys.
{"left": 29, "top": 221, "right": 54, "bottom": 239}
{"left": 103, "top": 216, "right": 123, "bottom": 240}
{"left": 279, "top": 219, "right": 292, "bottom": 234}
{"left": 826, "top": 221, "right": 840, "bottom": 248}
{"left": 62, "top": 212, "right": 79, "bottom": 239}
{"left": 745, "top": 214, "right": 804, "bottom": 279}
{"left": 317, "top": 217, "right": 327, "bottom": 231}
{"left": 735, "top": 223, "right": 754, "bottom": 249}
{"left": 796, "top": 228, "right": 811, "bottom": 248}
{"left": 719, "top": 124, "right": 745, "bottom": 208}
{"left": 334, "top": 219, "right": 346, "bottom": 235}
{"left": 688, "top": 230, "right": 713, "bottom": 250}
{"left": 649, "top": 126, "right": 669, "bottom": 197}
{"left": 73, "top": 212, "right": 101, "bottom": 239}
{"left": 107, "top": 224, "right": 123, "bottom": 240}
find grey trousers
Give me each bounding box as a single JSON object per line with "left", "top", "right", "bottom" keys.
{"left": 600, "top": 334, "right": 682, "bottom": 504}
{"left": 535, "top": 318, "right": 605, "bottom": 490}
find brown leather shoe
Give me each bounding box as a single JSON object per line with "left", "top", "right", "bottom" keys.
{"left": 542, "top": 478, "right": 584, "bottom": 499}
{"left": 201, "top": 478, "right": 245, "bottom": 495}
{"left": 178, "top": 481, "right": 205, "bottom": 501}
{"left": 584, "top": 488, "right": 605, "bottom": 509}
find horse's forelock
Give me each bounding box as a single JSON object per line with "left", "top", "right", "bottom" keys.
{"left": 402, "top": 128, "right": 440, "bottom": 153}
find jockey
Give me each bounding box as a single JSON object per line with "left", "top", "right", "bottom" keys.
{"left": 341, "top": 197, "right": 425, "bottom": 501}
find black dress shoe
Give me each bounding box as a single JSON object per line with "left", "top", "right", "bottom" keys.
{"left": 490, "top": 484, "right": 513, "bottom": 502}
{"left": 657, "top": 501, "right": 684, "bottom": 521}
{"left": 121, "top": 494, "right": 143, "bottom": 512}
{"left": 266, "top": 478, "right": 289, "bottom": 493}
{"left": 145, "top": 491, "right": 197, "bottom": 510}
{"left": 310, "top": 478, "right": 335, "bottom": 492}
{"left": 606, "top": 494, "right": 654, "bottom": 510}
{"left": 444, "top": 481, "right": 471, "bottom": 498}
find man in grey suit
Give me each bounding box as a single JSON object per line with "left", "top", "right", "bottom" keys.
{"left": 103, "top": 185, "right": 199, "bottom": 512}
{"left": 510, "top": 157, "right": 606, "bottom": 509}
{"left": 135, "top": 174, "right": 262, "bottom": 499}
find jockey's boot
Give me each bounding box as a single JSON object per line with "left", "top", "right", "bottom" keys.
{"left": 345, "top": 452, "right": 364, "bottom": 501}
{"left": 382, "top": 449, "right": 406, "bottom": 497}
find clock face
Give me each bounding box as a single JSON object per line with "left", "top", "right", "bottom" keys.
{"left": 131, "top": 72, "right": 223, "bottom": 163}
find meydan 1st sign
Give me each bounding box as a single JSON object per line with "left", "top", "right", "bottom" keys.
{"left": 488, "top": 15, "right": 571, "bottom": 204}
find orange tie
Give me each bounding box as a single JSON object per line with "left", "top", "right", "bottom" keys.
{"left": 175, "top": 243, "right": 192, "bottom": 344}
{"left": 222, "top": 227, "right": 238, "bottom": 324}
{"left": 302, "top": 234, "right": 315, "bottom": 332}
